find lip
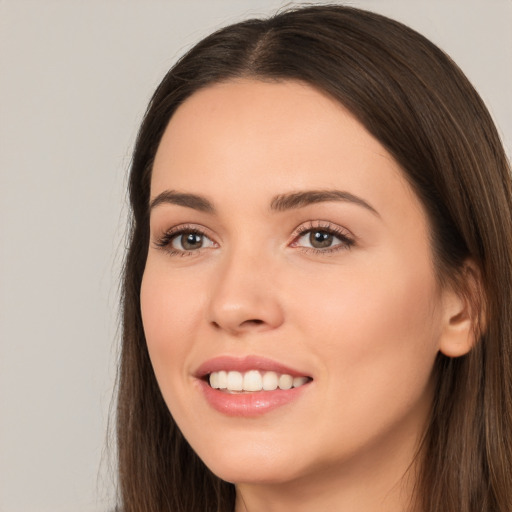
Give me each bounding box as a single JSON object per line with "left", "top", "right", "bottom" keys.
{"left": 194, "top": 355, "right": 313, "bottom": 417}
{"left": 195, "top": 355, "right": 311, "bottom": 379}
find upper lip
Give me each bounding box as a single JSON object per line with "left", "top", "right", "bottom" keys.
{"left": 195, "top": 355, "right": 312, "bottom": 379}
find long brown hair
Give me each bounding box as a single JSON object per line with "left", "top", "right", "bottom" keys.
{"left": 117, "top": 5, "right": 512, "bottom": 511}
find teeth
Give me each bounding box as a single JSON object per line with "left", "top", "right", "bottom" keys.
{"left": 227, "top": 371, "right": 243, "bottom": 391}
{"left": 262, "top": 371, "right": 278, "bottom": 391}
{"left": 243, "top": 370, "right": 262, "bottom": 391}
{"left": 209, "top": 370, "right": 310, "bottom": 392}
{"left": 217, "top": 371, "right": 227, "bottom": 389}
{"left": 293, "top": 376, "right": 308, "bottom": 388}
{"left": 209, "top": 371, "right": 219, "bottom": 389}
{"left": 278, "top": 374, "right": 293, "bottom": 390}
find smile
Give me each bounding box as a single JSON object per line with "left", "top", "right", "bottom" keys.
{"left": 209, "top": 370, "right": 310, "bottom": 392}
{"left": 196, "top": 356, "right": 313, "bottom": 416}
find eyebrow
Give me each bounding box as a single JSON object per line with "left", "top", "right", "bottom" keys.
{"left": 270, "top": 189, "right": 379, "bottom": 216}
{"left": 149, "top": 190, "right": 215, "bottom": 213}
{"left": 149, "top": 189, "right": 379, "bottom": 217}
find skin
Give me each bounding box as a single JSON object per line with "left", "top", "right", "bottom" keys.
{"left": 141, "top": 79, "right": 473, "bottom": 512}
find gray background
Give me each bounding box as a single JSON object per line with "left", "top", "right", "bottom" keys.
{"left": 1, "top": 1, "right": 511, "bottom": 511}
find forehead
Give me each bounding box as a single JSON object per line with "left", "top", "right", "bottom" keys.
{"left": 151, "top": 79, "right": 421, "bottom": 221}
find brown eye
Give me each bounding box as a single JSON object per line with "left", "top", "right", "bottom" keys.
{"left": 170, "top": 231, "right": 215, "bottom": 252}
{"left": 293, "top": 225, "right": 353, "bottom": 252}
{"left": 179, "top": 233, "right": 203, "bottom": 250}
{"left": 309, "top": 231, "right": 334, "bottom": 248}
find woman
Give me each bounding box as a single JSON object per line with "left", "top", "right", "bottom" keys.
{"left": 117, "top": 5, "right": 512, "bottom": 511}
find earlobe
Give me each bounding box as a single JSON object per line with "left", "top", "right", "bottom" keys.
{"left": 438, "top": 261, "right": 485, "bottom": 358}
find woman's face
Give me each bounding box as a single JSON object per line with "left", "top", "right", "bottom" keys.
{"left": 141, "top": 79, "right": 450, "bottom": 487}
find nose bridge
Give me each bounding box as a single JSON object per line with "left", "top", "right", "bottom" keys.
{"left": 208, "top": 238, "right": 284, "bottom": 334}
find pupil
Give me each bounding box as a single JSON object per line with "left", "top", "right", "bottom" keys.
{"left": 310, "top": 231, "right": 333, "bottom": 248}
{"left": 182, "top": 233, "right": 202, "bottom": 250}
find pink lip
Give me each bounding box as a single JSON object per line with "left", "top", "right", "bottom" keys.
{"left": 194, "top": 355, "right": 312, "bottom": 417}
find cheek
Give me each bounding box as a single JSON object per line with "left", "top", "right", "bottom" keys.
{"left": 282, "top": 260, "right": 441, "bottom": 463}
{"left": 140, "top": 261, "right": 206, "bottom": 392}
{"left": 293, "top": 251, "right": 442, "bottom": 407}
{"left": 298, "top": 257, "right": 440, "bottom": 347}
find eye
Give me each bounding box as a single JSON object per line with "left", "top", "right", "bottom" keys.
{"left": 171, "top": 231, "right": 214, "bottom": 251}
{"left": 291, "top": 222, "right": 354, "bottom": 252}
{"left": 301, "top": 230, "right": 337, "bottom": 249}
{"left": 154, "top": 226, "right": 216, "bottom": 255}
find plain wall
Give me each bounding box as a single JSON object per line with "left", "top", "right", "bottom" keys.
{"left": 1, "top": 1, "right": 510, "bottom": 511}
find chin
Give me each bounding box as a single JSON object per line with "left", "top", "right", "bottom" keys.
{"left": 207, "top": 461, "right": 303, "bottom": 486}
{"left": 192, "top": 437, "right": 308, "bottom": 485}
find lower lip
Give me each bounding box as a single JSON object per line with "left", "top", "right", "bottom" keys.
{"left": 198, "top": 379, "right": 310, "bottom": 417}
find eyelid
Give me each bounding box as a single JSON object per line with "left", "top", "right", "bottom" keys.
{"left": 152, "top": 223, "right": 218, "bottom": 255}
{"left": 290, "top": 220, "right": 355, "bottom": 240}
{"left": 289, "top": 220, "right": 356, "bottom": 251}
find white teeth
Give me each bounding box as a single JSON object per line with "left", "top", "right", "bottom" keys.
{"left": 278, "top": 374, "right": 293, "bottom": 390}
{"left": 208, "top": 370, "right": 310, "bottom": 392}
{"left": 227, "top": 371, "right": 243, "bottom": 391}
{"left": 262, "top": 371, "right": 278, "bottom": 391}
{"left": 293, "top": 376, "right": 308, "bottom": 388}
{"left": 217, "top": 370, "right": 227, "bottom": 389}
{"left": 209, "top": 371, "right": 219, "bottom": 389}
{"left": 243, "top": 370, "right": 263, "bottom": 391}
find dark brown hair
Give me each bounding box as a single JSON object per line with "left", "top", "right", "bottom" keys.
{"left": 117, "top": 5, "right": 512, "bottom": 511}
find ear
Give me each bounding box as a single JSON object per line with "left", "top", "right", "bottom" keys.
{"left": 438, "top": 260, "right": 485, "bottom": 358}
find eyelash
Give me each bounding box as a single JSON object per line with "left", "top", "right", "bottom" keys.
{"left": 153, "top": 224, "right": 214, "bottom": 257}
{"left": 290, "top": 221, "right": 355, "bottom": 254}
{"left": 153, "top": 221, "right": 355, "bottom": 257}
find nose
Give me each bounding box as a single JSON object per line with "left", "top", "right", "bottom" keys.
{"left": 208, "top": 247, "right": 285, "bottom": 335}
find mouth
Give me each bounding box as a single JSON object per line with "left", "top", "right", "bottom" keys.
{"left": 206, "top": 370, "right": 312, "bottom": 393}
{"left": 195, "top": 356, "right": 313, "bottom": 416}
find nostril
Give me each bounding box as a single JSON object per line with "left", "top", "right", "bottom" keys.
{"left": 210, "top": 318, "right": 266, "bottom": 334}
{"left": 243, "top": 319, "right": 264, "bottom": 326}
